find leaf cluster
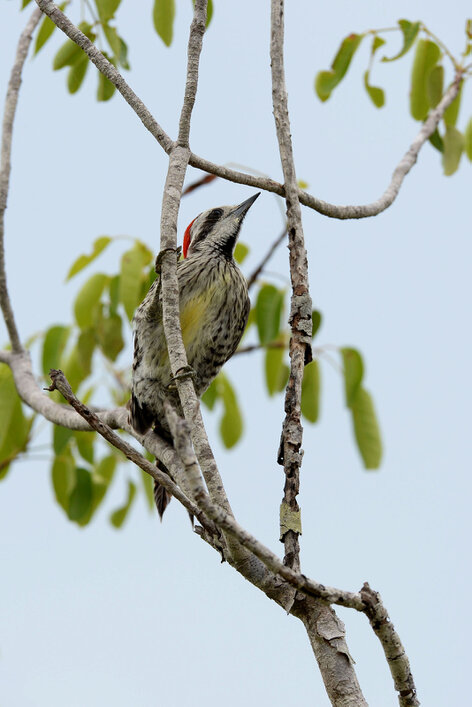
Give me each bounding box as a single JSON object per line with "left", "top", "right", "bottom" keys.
{"left": 315, "top": 19, "right": 472, "bottom": 175}
{"left": 23, "top": 0, "right": 214, "bottom": 100}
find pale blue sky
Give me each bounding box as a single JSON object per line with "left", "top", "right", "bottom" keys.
{"left": 1, "top": 1, "right": 471, "bottom": 705}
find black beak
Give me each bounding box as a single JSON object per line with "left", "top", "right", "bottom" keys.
{"left": 231, "top": 192, "right": 260, "bottom": 219}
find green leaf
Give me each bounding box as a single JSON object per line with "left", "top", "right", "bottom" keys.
{"left": 96, "top": 310, "right": 124, "bottom": 361}
{"left": 97, "top": 65, "right": 117, "bottom": 101}
{"left": 428, "top": 128, "right": 444, "bottom": 153}
{"left": 67, "top": 236, "right": 112, "bottom": 280}
{"left": 77, "top": 454, "right": 117, "bottom": 525}
{"left": 0, "top": 367, "right": 19, "bottom": 452}
{"left": 331, "top": 33, "right": 363, "bottom": 80}
{"left": 68, "top": 467, "right": 93, "bottom": 521}
{"left": 95, "top": 0, "right": 122, "bottom": 23}
{"left": 53, "top": 40, "right": 83, "bottom": 71}
{"left": 77, "top": 329, "right": 95, "bottom": 376}
{"left": 62, "top": 346, "right": 86, "bottom": 392}
{"left": 140, "top": 469, "right": 155, "bottom": 511}
{"left": 52, "top": 451, "right": 75, "bottom": 512}
{"left": 256, "top": 284, "right": 284, "bottom": 345}
{"left": 201, "top": 378, "right": 218, "bottom": 410}
{"left": 363, "top": 70, "right": 385, "bottom": 108}
{"left": 443, "top": 84, "right": 462, "bottom": 127}
{"left": 52, "top": 23, "right": 94, "bottom": 70}
{"left": 465, "top": 118, "right": 472, "bottom": 161}
{"left": 341, "top": 347, "right": 364, "bottom": 407}
{"left": 74, "top": 273, "right": 108, "bottom": 329}
{"left": 35, "top": 3, "right": 67, "bottom": 55}
{"left": 312, "top": 310, "right": 322, "bottom": 339}
{"left": 53, "top": 425, "right": 74, "bottom": 455}
{"left": 219, "top": 375, "right": 243, "bottom": 449}
{"left": 265, "top": 346, "right": 287, "bottom": 396}
{"left": 206, "top": 0, "right": 214, "bottom": 27}
{"left": 120, "top": 245, "right": 151, "bottom": 320}
{"left": 117, "top": 36, "right": 130, "bottom": 70}
{"left": 371, "top": 35, "right": 386, "bottom": 55}
{"left": 103, "top": 23, "right": 121, "bottom": 58}
{"left": 67, "top": 55, "right": 89, "bottom": 94}
{"left": 42, "top": 325, "right": 70, "bottom": 378}
{"left": 410, "top": 39, "right": 441, "bottom": 121}
{"left": 153, "top": 0, "right": 175, "bottom": 47}
{"left": 426, "top": 64, "right": 444, "bottom": 108}
{"left": 467, "top": 19, "right": 472, "bottom": 39}
{"left": 382, "top": 19, "right": 421, "bottom": 63}
{"left": 95, "top": 454, "right": 117, "bottom": 485}
{"left": 102, "top": 25, "right": 129, "bottom": 71}
{"left": 234, "top": 242, "right": 249, "bottom": 264}
{"left": 442, "top": 125, "right": 464, "bottom": 176}
{"left": 315, "top": 33, "right": 363, "bottom": 101}
{"left": 350, "top": 388, "right": 382, "bottom": 469}
{"left": 315, "top": 58, "right": 350, "bottom": 102}
{"left": 75, "top": 431, "right": 95, "bottom": 464}
{"left": 21, "top": 0, "right": 33, "bottom": 8}
{"left": 110, "top": 480, "right": 136, "bottom": 528}
{"left": 301, "top": 360, "right": 320, "bottom": 423}
{"left": 0, "top": 368, "right": 30, "bottom": 477}
{"left": 109, "top": 275, "right": 121, "bottom": 314}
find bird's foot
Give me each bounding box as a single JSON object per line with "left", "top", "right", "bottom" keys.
{"left": 154, "top": 246, "right": 182, "bottom": 274}
{"left": 167, "top": 365, "right": 196, "bottom": 389}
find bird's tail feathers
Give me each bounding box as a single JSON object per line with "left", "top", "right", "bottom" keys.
{"left": 128, "top": 393, "right": 153, "bottom": 435}
{"left": 154, "top": 473, "right": 172, "bottom": 521}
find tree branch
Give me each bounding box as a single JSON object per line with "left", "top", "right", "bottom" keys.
{"left": 361, "top": 583, "right": 419, "bottom": 707}
{"left": 34, "top": 1, "right": 462, "bottom": 223}
{"left": 156, "top": 0, "right": 234, "bottom": 519}
{"left": 271, "top": 0, "right": 311, "bottom": 573}
{"left": 0, "top": 7, "right": 42, "bottom": 353}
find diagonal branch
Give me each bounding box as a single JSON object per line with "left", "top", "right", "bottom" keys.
{"left": 34, "top": 1, "right": 463, "bottom": 223}
{"left": 0, "top": 7, "right": 42, "bottom": 353}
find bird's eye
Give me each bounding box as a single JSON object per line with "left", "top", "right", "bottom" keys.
{"left": 208, "top": 208, "right": 223, "bottom": 220}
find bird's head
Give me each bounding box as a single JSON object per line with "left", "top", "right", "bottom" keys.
{"left": 182, "top": 192, "right": 260, "bottom": 260}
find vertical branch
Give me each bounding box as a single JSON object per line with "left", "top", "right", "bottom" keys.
{"left": 158, "top": 0, "right": 233, "bottom": 516}
{"left": 269, "top": 6, "right": 371, "bottom": 705}
{"left": 0, "top": 7, "right": 42, "bottom": 353}
{"left": 270, "top": 0, "right": 312, "bottom": 572}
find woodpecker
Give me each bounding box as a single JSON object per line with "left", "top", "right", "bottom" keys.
{"left": 129, "top": 192, "right": 260, "bottom": 517}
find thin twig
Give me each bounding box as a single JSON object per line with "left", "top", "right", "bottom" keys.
{"left": 247, "top": 227, "right": 287, "bottom": 290}
{"left": 0, "top": 7, "right": 42, "bottom": 353}
{"left": 235, "top": 341, "right": 286, "bottom": 356}
{"left": 34, "top": 1, "right": 463, "bottom": 222}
